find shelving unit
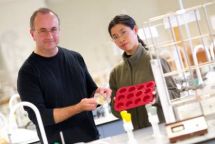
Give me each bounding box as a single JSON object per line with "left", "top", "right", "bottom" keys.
{"left": 142, "top": 2, "right": 215, "bottom": 123}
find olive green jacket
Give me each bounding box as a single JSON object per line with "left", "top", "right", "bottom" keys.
{"left": 109, "top": 44, "right": 180, "bottom": 130}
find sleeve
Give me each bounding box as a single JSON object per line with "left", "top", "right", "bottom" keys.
{"left": 109, "top": 68, "right": 121, "bottom": 118}
{"left": 160, "top": 58, "right": 180, "bottom": 99}
{"left": 17, "top": 65, "right": 55, "bottom": 126}
{"left": 76, "top": 53, "right": 98, "bottom": 98}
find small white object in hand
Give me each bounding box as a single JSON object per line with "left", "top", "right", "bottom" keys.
{"left": 94, "top": 93, "right": 110, "bottom": 105}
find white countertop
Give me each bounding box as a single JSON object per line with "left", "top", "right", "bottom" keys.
{"left": 9, "top": 116, "right": 215, "bottom": 144}
{"left": 88, "top": 124, "right": 168, "bottom": 144}
{"left": 9, "top": 128, "right": 39, "bottom": 144}
{"left": 88, "top": 116, "right": 215, "bottom": 144}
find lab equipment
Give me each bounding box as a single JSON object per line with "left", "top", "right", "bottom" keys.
{"left": 143, "top": 1, "right": 215, "bottom": 143}
{"left": 144, "top": 1, "right": 215, "bottom": 122}
{"left": 120, "top": 111, "right": 138, "bottom": 144}
{"left": 0, "top": 112, "right": 9, "bottom": 144}
{"left": 146, "top": 105, "right": 161, "bottom": 138}
{"left": 8, "top": 102, "right": 48, "bottom": 144}
{"left": 8, "top": 94, "right": 30, "bottom": 128}
{"left": 165, "top": 115, "right": 208, "bottom": 143}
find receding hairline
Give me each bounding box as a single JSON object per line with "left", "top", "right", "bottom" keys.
{"left": 30, "top": 8, "right": 60, "bottom": 30}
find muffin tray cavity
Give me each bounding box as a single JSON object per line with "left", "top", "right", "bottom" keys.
{"left": 114, "top": 81, "right": 156, "bottom": 111}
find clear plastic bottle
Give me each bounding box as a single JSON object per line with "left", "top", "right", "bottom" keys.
{"left": 146, "top": 105, "right": 162, "bottom": 138}
{"left": 120, "top": 111, "right": 138, "bottom": 144}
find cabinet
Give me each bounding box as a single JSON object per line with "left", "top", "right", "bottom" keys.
{"left": 96, "top": 120, "right": 125, "bottom": 138}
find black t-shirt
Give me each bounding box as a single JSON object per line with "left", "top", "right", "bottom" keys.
{"left": 17, "top": 47, "right": 99, "bottom": 143}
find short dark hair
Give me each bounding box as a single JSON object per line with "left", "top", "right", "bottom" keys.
{"left": 30, "top": 8, "right": 60, "bottom": 30}
{"left": 108, "top": 14, "right": 146, "bottom": 47}
{"left": 108, "top": 14, "right": 136, "bottom": 37}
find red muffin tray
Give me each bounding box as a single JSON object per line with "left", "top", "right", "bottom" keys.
{"left": 114, "top": 81, "right": 156, "bottom": 112}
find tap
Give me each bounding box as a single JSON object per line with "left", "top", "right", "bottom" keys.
{"left": 8, "top": 101, "right": 48, "bottom": 144}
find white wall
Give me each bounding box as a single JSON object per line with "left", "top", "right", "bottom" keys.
{"left": 0, "top": 0, "right": 214, "bottom": 93}
{"left": 0, "top": 0, "right": 46, "bottom": 94}
{"left": 45, "top": 0, "right": 215, "bottom": 74}
{"left": 157, "top": 0, "right": 214, "bottom": 13}
{"left": 46, "top": 0, "right": 161, "bottom": 73}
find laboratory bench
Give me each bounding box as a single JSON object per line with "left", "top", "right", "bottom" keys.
{"left": 87, "top": 115, "right": 215, "bottom": 144}
{"left": 22, "top": 115, "right": 215, "bottom": 144}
